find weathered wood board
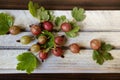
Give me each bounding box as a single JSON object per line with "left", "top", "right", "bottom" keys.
{"left": 0, "top": 10, "right": 120, "bottom": 73}
{"left": 0, "top": 10, "right": 120, "bottom": 31}
{"left": 0, "top": 50, "right": 120, "bottom": 73}
{"left": 1, "top": 32, "right": 120, "bottom": 48}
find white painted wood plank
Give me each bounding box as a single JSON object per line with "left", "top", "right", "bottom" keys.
{"left": 0, "top": 10, "right": 120, "bottom": 31}
{"left": 0, "top": 50, "right": 120, "bottom": 73}
{"left": 0, "top": 32, "right": 120, "bottom": 48}
{"left": 65, "top": 32, "right": 120, "bottom": 48}
{"left": 0, "top": 10, "right": 120, "bottom": 73}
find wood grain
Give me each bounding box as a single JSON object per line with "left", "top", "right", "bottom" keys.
{"left": 0, "top": 10, "right": 120, "bottom": 31}
{"left": 0, "top": 9, "right": 120, "bottom": 79}
{"left": 0, "top": 50, "right": 120, "bottom": 73}
{"left": 0, "top": 10, "right": 120, "bottom": 49}
{"left": 0, "top": 0, "right": 120, "bottom": 79}
{"left": 1, "top": 32, "right": 120, "bottom": 48}
{"left": 0, "top": 0, "right": 120, "bottom": 10}
{"left": 0, "top": 10, "right": 120, "bottom": 74}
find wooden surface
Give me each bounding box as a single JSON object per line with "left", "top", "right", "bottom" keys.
{"left": 0, "top": 0, "right": 120, "bottom": 10}
{"left": 0, "top": 10, "right": 120, "bottom": 79}
{"left": 0, "top": 0, "right": 120, "bottom": 80}
{"left": 1, "top": 10, "right": 120, "bottom": 73}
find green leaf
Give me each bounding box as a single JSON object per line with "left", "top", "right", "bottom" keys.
{"left": 101, "top": 42, "right": 106, "bottom": 50}
{"left": 37, "top": 7, "right": 50, "bottom": 22}
{"left": 55, "top": 15, "right": 67, "bottom": 27}
{"left": 72, "top": 7, "right": 86, "bottom": 21}
{"left": 65, "top": 22, "right": 80, "bottom": 37}
{"left": 48, "top": 11, "right": 55, "bottom": 22}
{"left": 103, "top": 52, "right": 113, "bottom": 60}
{"left": 37, "top": 30, "right": 55, "bottom": 52}
{"left": 104, "top": 44, "right": 113, "bottom": 51}
{"left": 93, "top": 50, "right": 104, "bottom": 65}
{"left": 101, "top": 42, "right": 113, "bottom": 51}
{"left": 93, "top": 50, "right": 98, "bottom": 60}
{"left": 0, "top": 13, "right": 14, "bottom": 35}
{"left": 16, "top": 52, "right": 38, "bottom": 74}
{"left": 28, "top": 1, "right": 55, "bottom": 22}
{"left": 92, "top": 42, "right": 114, "bottom": 65}
{"left": 28, "top": 1, "right": 39, "bottom": 17}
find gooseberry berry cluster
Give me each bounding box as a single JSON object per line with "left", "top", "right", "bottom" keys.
{"left": 15, "top": 21, "right": 80, "bottom": 62}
